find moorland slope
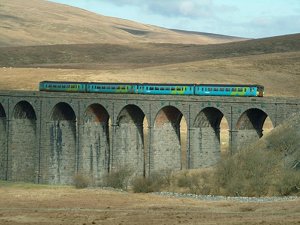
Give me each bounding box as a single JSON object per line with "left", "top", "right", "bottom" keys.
{"left": 0, "top": 0, "right": 243, "bottom": 47}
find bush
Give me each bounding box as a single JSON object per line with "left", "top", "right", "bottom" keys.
{"left": 177, "top": 171, "right": 192, "bottom": 188}
{"left": 132, "top": 170, "right": 173, "bottom": 193}
{"left": 102, "top": 167, "right": 133, "bottom": 190}
{"left": 73, "top": 174, "right": 90, "bottom": 189}
{"left": 213, "top": 147, "right": 281, "bottom": 196}
{"left": 275, "top": 170, "right": 300, "bottom": 196}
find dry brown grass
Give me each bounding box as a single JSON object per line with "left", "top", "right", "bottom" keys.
{"left": 0, "top": 51, "right": 299, "bottom": 97}
{"left": 0, "top": 183, "right": 299, "bottom": 225}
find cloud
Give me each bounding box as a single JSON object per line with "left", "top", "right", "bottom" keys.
{"left": 106, "top": 0, "right": 237, "bottom": 19}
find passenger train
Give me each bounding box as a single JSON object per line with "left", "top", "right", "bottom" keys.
{"left": 39, "top": 81, "right": 264, "bottom": 97}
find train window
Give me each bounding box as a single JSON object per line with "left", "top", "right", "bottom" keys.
{"left": 160, "top": 87, "right": 164, "bottom": 90}
{"left": 232, "top": 88, "right": 237, "bottom": 91}
{"left": 244, "top": 88, "right": 247, "bottom": 92}
{"left": 155, "top": 87, "right": 159, "bottom": 90}
{"left": 220, "top": 88, "right": 224, "bottom": 91}
{"left": 150, "top": 87, "right": 154, "bottom": 90}
{"left": 214, "top": 88, "right": 218, "bottom": 91}
{"left": 226, "top": 88, "right": 230, "bottom": 91}
{"left": 176, "top": 88, "right": 181, "bottom": 91}
{"left": 208, "top": 88, "right": 212, "bottom": 91}
{"left": 238, "top": 88, "right": 243, "bottom": 92}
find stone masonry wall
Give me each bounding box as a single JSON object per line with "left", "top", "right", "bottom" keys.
{"left": 48, "top": 121, "right": 76, "bottom": 184}
{"left": 113, "top": 124, "right": 144, "bottom": 176}
{"left": 152, "top": 123, "right": 181, "bottom": 171}
{"left": 0, "top": 91, "right": 299, "bottom": 184}
{"left": 0, "top": 117, "right": 6, "bottom": 180}
{"left": 79, "top": 122, "right": 109, "bottom": 181}
{"left": 9, "top": 119, "right": 37, "bottom": 182}
{"left": 190, "top": 127, "right": 221, "bottom": 168}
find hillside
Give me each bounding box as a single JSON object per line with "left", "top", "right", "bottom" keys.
{"left": 0, "top": 33, "right": 299, "bottom": 69}
{"left": 0, "top": 0, "right": 243, "bottom": 47}
{"left": 0, "top": 33, "right": 299, "bottom": 97}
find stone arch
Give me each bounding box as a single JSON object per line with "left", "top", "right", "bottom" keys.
{"left": 190, "top": 107, "right": 228, "bottom": 168}
{"left": 234, "top": 108, "right": 273, "bottom": 150}
{"left": 10, "top": 101, "right": 37, "bottom": 182}
{"left": 80, "top": 104, "right": 110, "bottom": 181}
{"left": 113, "top": 104, "right": 145, "bottom": 175}
{"left": 152, "top": 106, "right": 186, "bottom": 171}
{"left": 48, "top": 102, "right": 76, "bottom": 184}
{"left": 0, "top": 104, "right": 6, "bottom": 180}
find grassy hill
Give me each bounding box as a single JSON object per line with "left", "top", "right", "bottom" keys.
{"left": 0, "top": 33, "right": 299, "bottom": 68}
{"left": 0, "top": 33, "right": 299, "bottom": 97}
{"left": 0, "top": 0, "right": 243, "bottom": 47}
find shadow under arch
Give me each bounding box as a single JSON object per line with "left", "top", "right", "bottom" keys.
{"left": 10, "top": 101, "right": 37, "bottom": 182}
{"left": 113, "top": 104, "right": 146, "bottom": 176}
{"left": 152, "top": 105, "right": 186, "bottom": 172}
{"left": 0, "top": 104, "right": 6, "bottom": 180}
{"left": 190, "top": 107, "right": 229, "bottom": 168}
{"left": 233, "top": 108, "right": 274, "bottom": 151}
{"left": 48, "top": 102, "right": 76, "bottom": 184}
{"left": 80, "top": 103, "right": 110, "bottom": 181}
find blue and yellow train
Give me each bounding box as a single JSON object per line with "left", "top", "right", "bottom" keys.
{"left": 39, "top": 81, "right": 264, "bottom": 97}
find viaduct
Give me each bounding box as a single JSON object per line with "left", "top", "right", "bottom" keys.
{"left": 0, "top": 90, "right": 299, "bottom": 184}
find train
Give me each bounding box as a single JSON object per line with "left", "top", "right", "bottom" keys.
{"left": 39, "top": 81, "right": 264, "bottom": 97}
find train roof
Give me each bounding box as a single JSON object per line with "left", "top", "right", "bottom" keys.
{"left": 39, "top": 81, "right": 264, "bottom": 88}
{"left": 40, "top": 81, "right": 140, "bottom": 85}
{"left": 196, "top": 84, "right": 264, "bottom": 88}
{"left": 142, "top": 83, "right": 264, "bottom": 88}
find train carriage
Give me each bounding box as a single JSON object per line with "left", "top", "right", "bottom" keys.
{"left": 39, "top": 81, "right": 87, "bottom": 92}
{"left": 139, "top": 83, "right": 194, "bottom": 95}
{"left": 87, "top": 82, "right": 139, "bottom": 94}
{"left": 194, "top": 84, "right": 264, "bottom": 97}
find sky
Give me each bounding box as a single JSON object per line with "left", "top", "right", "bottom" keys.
{"left": 49, "top": 0, "right": 300, "bottom": 38}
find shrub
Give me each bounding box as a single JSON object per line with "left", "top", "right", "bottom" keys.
{"left": 102, "top": 167, "right": 133, "bottom": 190}
{"left": 132, "top": 176, "right": 157, "bottom": 193}
{"left": 132, "top": 170, "right": 173, "bottom": 193}
{"left": 73, "top": 174, "right": 90, "bottom": 189}
{"left": 275, "top": 170, "right": 300, "bottom": 196}
{"left": 213, "top": 147, "right": 281, "bottom": 196}
{"left": 177, "top": 171, "right": 192, "bottom": 188}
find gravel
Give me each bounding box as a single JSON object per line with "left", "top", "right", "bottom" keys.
{"left": 153, "top": 192, "right": 298, "bottom": 203}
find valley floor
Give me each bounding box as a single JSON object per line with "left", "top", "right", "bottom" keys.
{"left": 0, "top": 184, "right": 299, "bottom": 225}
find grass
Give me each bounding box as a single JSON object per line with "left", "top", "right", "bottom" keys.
{"left": 0, "top": 180, "right": 69, "bottom": 189}
{"left": 0, "top": 34, "right": 299, "bottom": 68}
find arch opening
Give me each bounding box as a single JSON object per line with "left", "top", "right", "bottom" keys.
{"left": 10, "top": 101, "right": 37, "bottom": 182}
{"left": 190, "top": 107, "right": 228, "bottom": 168}
{"left": 234, "top": 108, "right": 273, "bottom": 151}
{"left": 114, "top": 105, "right": 146, "bottom": 176}
{"left": 80, "top": 104, "right": 110, "bottom": 182}
{"left": 51, "top": 102, "right": 76, "bottom": 121}
{"left": 152, "top": 106, "right": 186, "bottom": 172}
{"left": 48, "top": 102, "right": 76, "bottom": 184}
{"left": 13, "top": 101, "right": 36, "bottom": 120}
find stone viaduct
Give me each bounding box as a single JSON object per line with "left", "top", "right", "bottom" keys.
{"left": 0, "top": 90, "right": 299, "bottom": 184}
